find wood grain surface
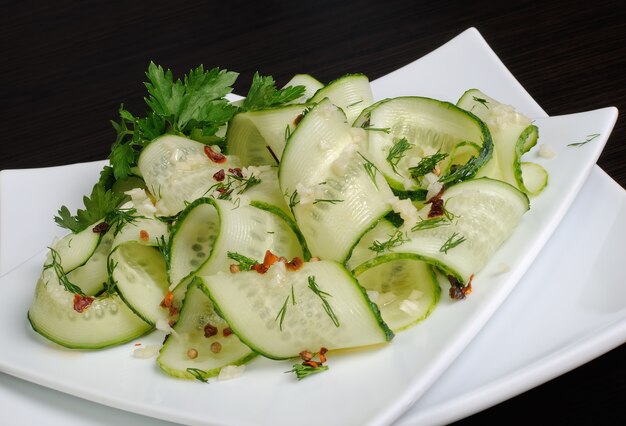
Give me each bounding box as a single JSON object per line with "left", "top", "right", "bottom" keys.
{"left": 1, "top": 0, "right": 624, "bottom": 424}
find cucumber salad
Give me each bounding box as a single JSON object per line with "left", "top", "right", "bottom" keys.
{"left": 28, "top": 63, "right": 548, "bottom": 381}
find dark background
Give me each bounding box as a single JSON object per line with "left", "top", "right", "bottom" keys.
{"left": 1, "top": 0, "right": 625, "bottom": 424}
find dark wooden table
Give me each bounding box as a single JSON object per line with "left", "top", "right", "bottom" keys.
{"left": 2, "top": 1, "right": 625, "bottom": 424}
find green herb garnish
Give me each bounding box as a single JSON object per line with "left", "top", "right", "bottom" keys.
{"left": 274, "top": 295, "right": 290, "bottom": 331}
{"left": 287, "top": 363, "right": 329, "bottom": 380}
{"left": 186, "top": 368, "right": 210, "bottom": 383}
{"left": 307, "top": 276, "right": 340, "bottom": 327}
{"left": 227, "top": 252, "right": 258, "bottom": 271}
{"left": 408, "top": 152, "right": 448, "bottom": 180}
{"left": 439, "top": 232, "right": 466, "bottom": 254}
{"left": 472, "top": 96, "right": 489, "bottom": 109}
{"left": 368, "top": 230, "right": 408, "bottom": 254}
{"left": 568, "top": 133, "right": 600, "bottom": 147}
{"left": 386, "top": 137, "right": 414, "bottom": 174}
{"left": 242, "top": 72, "right": 305, "bottom": 111}
{"left": 44, "top": 248, "right": 85, "bottom": 295}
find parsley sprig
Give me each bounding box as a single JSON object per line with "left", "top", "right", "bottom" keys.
{"left": 110, "top": 62, "right": 238, "bottom": 181}
{"left": 242, "top": 72, "right": 305, "bottom": 111}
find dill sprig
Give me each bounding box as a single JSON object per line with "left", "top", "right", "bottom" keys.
{"left": 358, "top": 152, "right": 380, "bottom": 189}
{"left": 287, "top": 189, "right": 299, "bottom": 210}
{"left": 412, "top": 216, "right": 451, "bottom": 231}
{"left": 307, "top": 276, "right": 340, "bottom": 327}
{"left": 386, "top": 137, "right": 414, "bottom": 174}
{"left": 439, "top": 232, "right": 466, "bottom": 254}
{"left": 568, "top": 133, "right": 600, "bottom": 147}
{"left": 186, "top": 368, "right": 210, "bottom": 383}
{"left": 44, "top": 247, "right": 85, "bottom": 295}
{"left": 287, "top": 363, "right": 329, "bottom": 380}
{"left": 408, "top": 152, "right": 448, "bottom": 180}
{"left": 274, "top": 295, "right": 290, "bottom": 331}
{"left": 313, "top": 198, "right": 343, "bottom": 205}
{"left": 227, "top": 251, "right": 258, "bottom": 271}
{"left": 368, "top": 230, "right": 408, "bottom": 254}
{"left": 103, "top": 256, "right": 119, "bottom": 295}
{"left": 472, "top": 96, "right": 490, "bottom": 109}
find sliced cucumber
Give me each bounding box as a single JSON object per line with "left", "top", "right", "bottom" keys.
{"left": 158, "top": 281, "right": 256, "bottom": 380}
{"left": 46, "top": 224, "right": 103, "bottom": 273}
{"left": 457, "top": 89, "right": 548, "bottom": 196}
{"left": 110, "top": 242, "right": 170, "bottom": 325}
{"left": 347, "top": 219, "right": 440, "bottom": 331}
{"left": 198, "top": 260, "right": 393, "bottom": 360}
{"left": 169, "top": 198, "right": 305, "bottom": 291}
{"left": 226, "top": 104, "right": 311, "bottom": 165}
{"left": 283, "top": 74, "right": 324, "bottom": 103}
{"left": 137, "top": 134, "right": 241, "bottom": 216}
{"left": 310, "top": 74, "right": 373, "bottom": 124}
{"left": 279, "top": 98, "right": 393, "bottom": 262}
{"left": 168, "top": 198, "right": 220, "bottom": 288}
{"left": 67, "top": 232, "right": 114, "bottom": 296}
{"left": 352, "top": 178, "right": 529, "bottom": 283}
{"left": 28, "top": 267, "right": 152, "bottom": 349}
{"left": 355, "top": 259, "right": 440, "bottom": 332}
{"left": 354, "top": 96, "right": 493, "bottom": 191}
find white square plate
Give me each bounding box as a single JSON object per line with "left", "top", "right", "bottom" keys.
{"left": 0, "top": 28, "right": 620, "bottom": 426}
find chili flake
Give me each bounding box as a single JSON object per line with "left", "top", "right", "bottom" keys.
{"left": 213, "top": 169, "right": 226, "bottom": 181}
{"left": 139, "top": 229, "right": 150, "bottom": 241}
{"left": 73, "top": 294, "right": 94, "bottom": 313}
{"left": 204, "top": 145, "right": 227, "bottom": 163}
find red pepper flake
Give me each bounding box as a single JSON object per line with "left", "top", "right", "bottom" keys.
{"left": 285, "top": 256, "right": 304, "bottom": 271}
{"left": 204, "top": 323, "right": 218, "bottom": 338}
{"left": 294, "top": 114, "right": 303, "bottom": 126}
{"left": 251, "top": 249, "right": 280, "bottom": 274}
{"left": 426, "top": 187, "right": 446, "bottom": 218}
{"left": 73, "top": 294, "right": 94, "bottom": 313}
{"left": 204, "top": 145, "right": 227, "bottom": 163}
{"left": 213, "top": 169, "right": 225, "bottom": 181}
{"left": 92, "top": 222, "right": 110, "bottom": 234}
{"left": 228, "top": 167, "right": 243, "bottom": 178}
{"left": 134, "top": 343, "right": 142, "bottom": 346}
{"left": 223, "top": 327, "right": 233, "bottom": 337}
{"left": 319, "top": 347, "right": 328, "bottom": 364}
{"left": 139, "top": 229, "right": 150, "bottom": 242}
{"left": 448, "top": 274, "right": 474, "bottom": 300}
{"left": 160, "top": 291, "right": 174, "bottom": 309}
{"left": 302, "top": 360, "right": 319, "bottom": 369}
{"left": 299, "top": 350, "right": 313, "bottom": 361}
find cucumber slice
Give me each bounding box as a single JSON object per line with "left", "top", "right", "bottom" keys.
{"left": 47, "top": 224, "right": 103, "bottom": 273}
{"left": 279, "top": 98, "right": 393, "bottom": 262}
{"left": 355, "top": 259, "right": 440, "bottom": 332}
{"left": 169, "top": 198, "right": 305, "bottom": 292}
{"left": 111, "top": 214, "right": 169, "bottom": 251}
{"left": 226, "top": 104, "right": 311, "bottom": 165}
{"left": 457, "top": 89, "right": 548, "bottom": 196}
{"left": 354, "top": 96, "right": 493, "bottom": 190}
{"left": 352, "top": 178, "right": 529, "bottom": 283}
{"left": 168, "top": 198, "right": 220, "bottom": 288}
{"left": 28, "top": 266, "right": 152, "bottom": 349}
{"left": 67, "top": 232, "right": 114, "bottom": 296}
{"left": 310, "top": 74, "right": 373, "bottom": 124}
{"left": 158, "top": 281, "right": 256, "bottom": 380}
{"left": 347, "top": 219, "right": 440, "bottom": 331}
{"left": 283, "top": 74, "right": 324, "bottom": 103}
{"left": 110, "top": 242, "right": 170, "bottom": 325}
{"left": 198, "top": 260, "right": 393, "bottom": 360}
{"left": 137, "top": 134, "right": 241, "bottom": 216}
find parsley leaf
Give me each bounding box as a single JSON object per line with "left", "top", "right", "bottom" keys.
{"left": 54, "top": 182, "right": 127, "bottom": 233}
{"left": 109, "top": 63, "right": 238, "bottom": 181}
{"left": 242, "top": 72, "right": 305, "bottom": 111}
